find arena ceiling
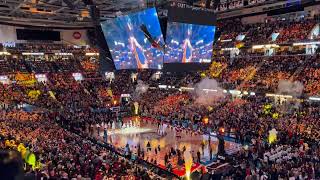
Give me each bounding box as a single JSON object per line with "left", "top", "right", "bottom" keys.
{"left": 0, "top": 0, "right": 301, "bottom": 28}
{"left": 0, "top": 0, "right": 168, "bottom": 28}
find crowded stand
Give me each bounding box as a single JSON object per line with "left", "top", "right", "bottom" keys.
{"left": 214, "top": 18, "right": 319, "bottom": 49}
{"left": 0, "top": 111, "right": 165, "bottom": 179}
{"left": 1, "top": 1, "right": 320, "bottom": 180}
{"left": 1, "top": 55, "right": 320, "bottom": 179}
{"left": 275, "top": 20, "right": 316, "bottom": 44}
{"left": 5, "top": 43, "right": 89, "bottom": 54}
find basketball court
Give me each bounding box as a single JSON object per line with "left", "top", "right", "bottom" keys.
{"left": 93, "top": 117, "right": 241, "bottom": 177}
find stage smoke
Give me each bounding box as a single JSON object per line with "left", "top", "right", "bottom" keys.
{"left": 193, "top": 78, "right": 225, "bottom": 106}
{"left": 276, "top": 80, "right": 304, "bottom": 112}
{"left": 151, "top": 73, "right": 158, "bottom": 80}
{"left": 151, "top": 72, "right": 162, "bottom": 81}
{"left": 277, "top": 80, "right": 304, "bottom": 97}
{"left": 132, "top": 80, "right": 149, "bottom": 101}
{"left": 135, "top": 80, "right": 149, "bottom": 94}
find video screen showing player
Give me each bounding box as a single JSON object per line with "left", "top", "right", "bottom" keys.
{"left": 164, "top": 22, "right": 216, "bottom": 63}
{"left": 101, "top": 8, "right": 164, "bottom": 70}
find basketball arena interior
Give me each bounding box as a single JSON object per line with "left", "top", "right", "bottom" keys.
{"left": 0, "top": 0, "right": 320, "bottom": 179}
